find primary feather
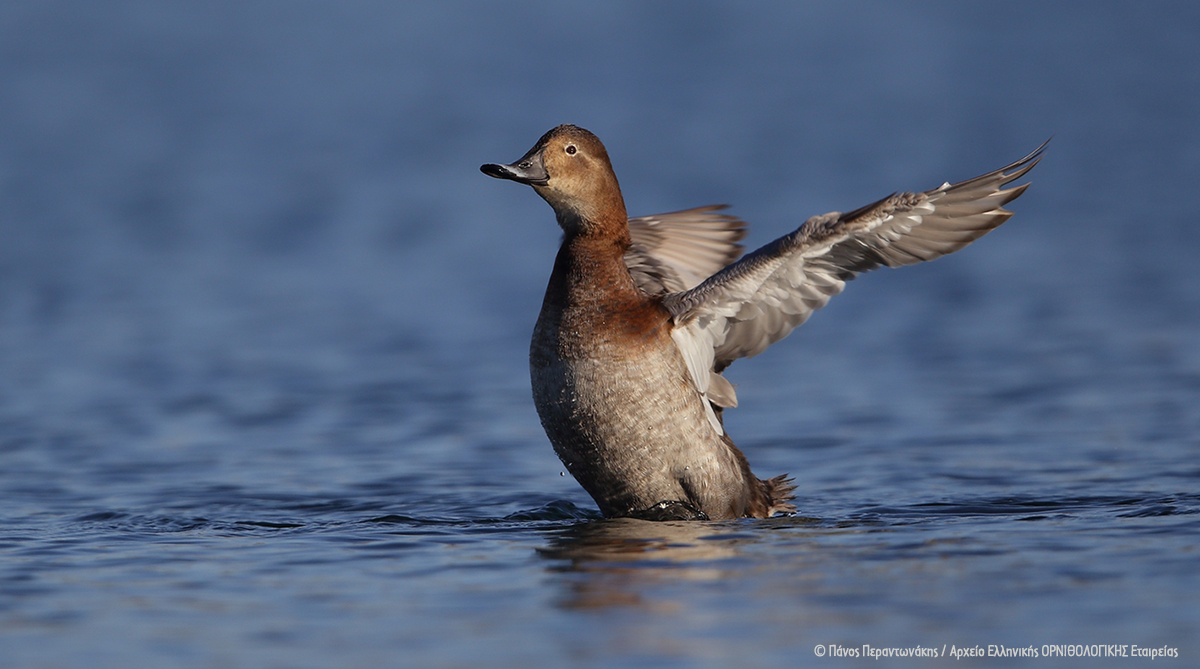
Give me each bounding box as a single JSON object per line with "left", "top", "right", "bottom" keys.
{"left": 659, "top": 141, "right": 1048, "bottom": 428}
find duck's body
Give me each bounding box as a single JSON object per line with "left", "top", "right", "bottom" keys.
{"left": 483, "top": 125, "right": 1043, "bottom": 521}
{"left": 531, "top": 232, "right": 790, "bottom": 519}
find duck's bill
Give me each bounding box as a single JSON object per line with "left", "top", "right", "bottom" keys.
{"left": 480, "top": 153, "right": 548, "bottom": 186}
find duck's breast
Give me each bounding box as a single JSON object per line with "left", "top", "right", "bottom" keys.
{"left": 530, "top": 300, "right": 750, "bottom": 517}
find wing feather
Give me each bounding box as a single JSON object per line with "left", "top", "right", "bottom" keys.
{"left": 624, "top": 205, "right": 748, "bottom": 294}
{"left": 662, "top": 141, "right": 1047, "bottom": 430}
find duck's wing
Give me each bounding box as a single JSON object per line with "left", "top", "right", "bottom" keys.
{"left": 663, "top": 141, "right": 1047, "bottom": 432}
{"left": 625, "top": 205, "right": 748, "bottom": 295}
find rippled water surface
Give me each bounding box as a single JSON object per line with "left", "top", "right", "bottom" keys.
{"left": 2, "top": 2, "right": 1198, "bottom": 667}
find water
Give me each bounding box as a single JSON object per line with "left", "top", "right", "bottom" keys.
{"left": 2, "top": 2, "right": 1198, "bottom": 667}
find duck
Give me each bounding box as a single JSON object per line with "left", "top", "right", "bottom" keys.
{"left": 482, "top": 125, "right": 1044, "bottom": 521}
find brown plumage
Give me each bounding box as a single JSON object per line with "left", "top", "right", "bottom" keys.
{"left": 483, "top": 124, "right": 1044, "bottom": 520}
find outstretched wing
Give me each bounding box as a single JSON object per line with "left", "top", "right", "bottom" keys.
{"left": 624, "top": 205, "right": 747, "bottom": 295}
{"left": 663, "top": 141, "right": 1047, "bottom": 431}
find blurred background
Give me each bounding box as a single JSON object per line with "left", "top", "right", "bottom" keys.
{"left": 2, "top": 2, "right": 1197, "bottom": 445}
{"left": 1, "top": 2, "right": 1197, "bottom": 666}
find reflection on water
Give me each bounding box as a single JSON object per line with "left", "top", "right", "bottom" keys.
{"left": 539, "top": 519, "right": 814, "bottom": 609}
{"left": 537, "top": 491, "right": 1200, "bottom": 620}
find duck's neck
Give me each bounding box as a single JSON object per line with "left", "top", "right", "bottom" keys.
{"left": 544, "top": 228, "right": 639, "bottom": 311}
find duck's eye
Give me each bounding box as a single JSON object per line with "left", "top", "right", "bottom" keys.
{"left": 565, "top": 145, "right": 577, "bottom": 155}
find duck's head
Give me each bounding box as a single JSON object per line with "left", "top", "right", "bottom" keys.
{"left": 482, "top": 124, "right": 627, "bottom": 235}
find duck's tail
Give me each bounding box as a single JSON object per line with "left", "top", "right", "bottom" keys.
{"left": 761, "top": 474, "right": 797, "bottom": 516}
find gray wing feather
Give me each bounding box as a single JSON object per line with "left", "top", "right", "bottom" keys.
{"left": 664, "top": 141, "right": 1047, "bottom": 425}
{"left": 624, "top": 205, "right": 748, "bottom": 295}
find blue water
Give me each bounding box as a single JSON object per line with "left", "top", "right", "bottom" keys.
{"left": 2, "top": 2, "right": 1198, "bottom": 667}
